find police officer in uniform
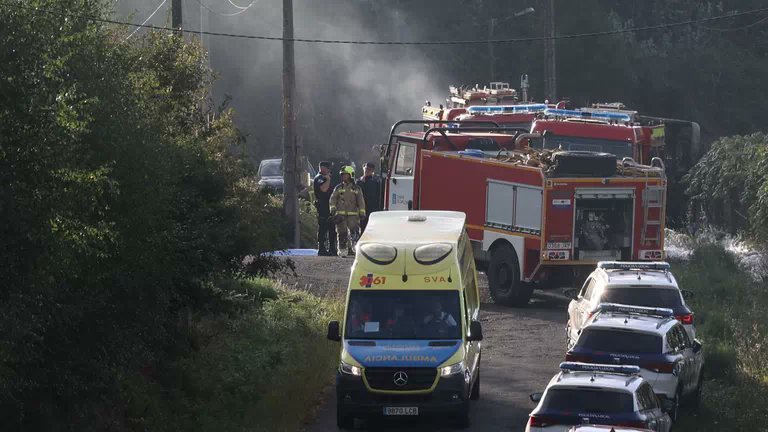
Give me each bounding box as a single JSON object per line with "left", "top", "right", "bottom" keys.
{"left": 357, "top": 161, "right": 381, "bottom": 233}
{"left": 330, "top": 166, "right": 366, "bottom": 257}
{"left": 313, "top": 161, "right": 337, "bottom": 256}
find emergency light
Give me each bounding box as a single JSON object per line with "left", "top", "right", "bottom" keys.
{"left": 466, "top": 104, "right": 547, "bottom": 114}
{"left": 594, "top": 302, "right": 675, "bottom": 318}
{"left": 544, "top": 108, "right": 632, "bottom": 122}
{"left": 559, "top": 362, "right": 640, "bottom": 375}
{"left": 597, "top": 261, "right": 671, "bottom": 271}
{"left": 360, "top": 243, "right": 398, "bottom": 265}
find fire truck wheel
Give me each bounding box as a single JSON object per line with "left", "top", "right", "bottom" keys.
{"left": 488, "top": 244, "right": 533, "bottom": 307}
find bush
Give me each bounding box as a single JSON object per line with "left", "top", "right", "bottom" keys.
{"left": 0, "top": 1, "right": 286, "bottom": 428}
{"left": 672, "top": 240, "right": 768, "bottom": 430}
{"left": 122, "top": 280, "right": 343, "bottom": 432}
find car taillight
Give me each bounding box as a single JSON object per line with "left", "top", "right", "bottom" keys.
{"left": 675, "top": 313, "right": 694, "bottom": 325}
{"left": 528, "top": 415, "right": 558, "bottom": 427}
{"left": 643, "top": 361, "right": 675, "bottom": 373}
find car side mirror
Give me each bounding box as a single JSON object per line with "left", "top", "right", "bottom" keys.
{"left": 529, "top": 392, "right": 543, "bottom": 403}
{"left": 563, "top": 288, "right": 579, "bottom": 300}
{"left": 327, "top": 320, "right": 341, "bottom": 342}
{"left": 693, "top": 339, "right": 703, "bottom": 353}
{"left": 681, "top": 290, "right": 695, "bottom": 300}
{"left": 661, "top": 398, "right": 675, "bottom": 413}
{"left": 468, "top": 320, "right": 484, "bottom": 341}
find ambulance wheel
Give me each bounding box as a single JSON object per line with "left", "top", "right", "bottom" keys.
{"left": 470, "top": 368, "right": 480, "bottom": 400}
{"left": 336, "top": 406, "right": 354, "bottom": 430}
{"left": 488, "top": 244, "right": 532, "bottom": 307}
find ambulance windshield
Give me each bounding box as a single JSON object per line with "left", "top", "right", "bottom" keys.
{"left": 345, "top": 290, "right": 461, "bottom": 340}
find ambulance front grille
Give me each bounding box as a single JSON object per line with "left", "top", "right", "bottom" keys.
{"left": 365, "top": 367, "right": 437, "bottom": 391}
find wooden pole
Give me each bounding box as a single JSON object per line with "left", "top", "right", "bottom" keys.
{"left": 282, "top": 0, "right": 300, "bottom": 248}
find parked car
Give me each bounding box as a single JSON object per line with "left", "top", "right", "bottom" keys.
{"left": 565, "top": 261, "right": 696, "bottom": 347}
{"left": 257, "top": 157, "right": 317, "bottom": 194}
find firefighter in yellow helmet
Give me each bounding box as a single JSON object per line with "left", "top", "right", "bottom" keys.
{"left": 330, "top": 165, "right": 366, "bottom": 257}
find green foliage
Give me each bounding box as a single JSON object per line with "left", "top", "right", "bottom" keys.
{"left": 0, "top": 1, "right": 286, "bottom": 429}
{"left": 685, "top": 133, "right": 768, "bottom": 240}
{"left": 122, "top": 280, "right": 343, "bottom": 432}
{"left": 671, "top": 241, "right": 768, "bottom": 430}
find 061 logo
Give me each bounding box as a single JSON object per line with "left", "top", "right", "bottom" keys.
{"left": 359, "top": 274, "right": 386, "bottom": 288}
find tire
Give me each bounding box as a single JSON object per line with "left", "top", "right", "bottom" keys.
{"left": 488, "top": 244, "right": 533, "bottom": 307}
{"left": 455, "top": 401, "right": 470, "bottom": 429}
{"left": 689, "top": 373, "right": 704, "bottom": 409}
{"left": 470, "top": 368, "right": 480, "bottom": 401}
{"left": 551, "top": 151, "right": 617, "bottom": 178}
{"left": 336, "top": 405, "right": 354, "bottom": 430}
{"left": 670, "top": 387, "right": 682, "bottom": 422}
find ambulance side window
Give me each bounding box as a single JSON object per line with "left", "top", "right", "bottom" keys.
{"left": 395, "top": 143, "right": 416, "bottom": 176}
{"left": 460, "top": 233, "right": 479, "bottom": 321}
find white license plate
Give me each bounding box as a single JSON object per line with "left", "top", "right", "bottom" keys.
{"left": 383, "top": 407, "right": 419, "bottom": 416}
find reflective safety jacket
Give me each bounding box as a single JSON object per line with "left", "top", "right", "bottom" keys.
{"left": 330, "top": 182, "right": 366, "bottom": 217}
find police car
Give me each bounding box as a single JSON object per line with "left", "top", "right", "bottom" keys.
{"left": 566, "top": 304, "right": 704, "bottom": 421}
{"left": 566, "top": 262, "right": 696, "bottom": 348}
{"left": 526, "top": 363, "right": 673, "bottom": 432}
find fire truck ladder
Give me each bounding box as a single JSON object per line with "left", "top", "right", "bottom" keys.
{"left": 640, "top": 157, "right": 666, "bottom": 245}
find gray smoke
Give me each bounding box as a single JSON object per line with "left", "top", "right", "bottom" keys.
{"left": 114, "top": 0, "right": 447, "bottom": 166}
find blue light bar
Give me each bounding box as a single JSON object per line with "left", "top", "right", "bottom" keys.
{"left": 560, "top": 362, "right": 641, "bottom": 375}
{"left": 593, "top": 303, "right": 675, "bottom": 318}
{"left": 466, "top": 104, "right": 547, "bottom": 114}
{"left": 597, "top": 261, "right": 671, "bottom": 271}
{"left": 544, "top": 108, "right": 632, "bottom": 122}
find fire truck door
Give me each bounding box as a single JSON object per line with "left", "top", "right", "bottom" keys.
{"left": 388, "top": 142, "right": 417, "bottom": 210}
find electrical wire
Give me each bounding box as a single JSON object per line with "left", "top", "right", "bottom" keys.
{"left": 4, "top": 2, "right": 768, "bottom": 45}
{"left": 123, "top": 0, "right": 167, "bottom": 41}
{"left": 701, "top": 14, "right": 768, "bottom": 31}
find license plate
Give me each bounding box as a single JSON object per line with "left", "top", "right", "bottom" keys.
{"left": 383, "top": 407, "right": 419, "bottom": 416}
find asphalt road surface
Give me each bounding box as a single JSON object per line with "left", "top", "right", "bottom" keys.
{"left": 279, "top": 256, "right": 570, "bottom": 432}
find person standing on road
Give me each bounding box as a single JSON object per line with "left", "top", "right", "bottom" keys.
{"left": 357, "top": 161, "right": 381, "bottom": 233}
{"left": 330, "top": 166, "right": 366, "bottom": 257}
{"left": 313, "top": 161, "right": 337, "bottom": 256}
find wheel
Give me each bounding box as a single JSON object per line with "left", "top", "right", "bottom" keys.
{"left": 336, "top": 405, "right": 354, "bottom": 430}
{"left": 689, "top": 372, "right": 704, "bottom": 409}
{"left": 454, "top": 401, "right": 470, "bottom": 429}
{"left": 670, "top": 387, "right": 682, "bottom": 422}
{"left": 487, "top": 244, "right": 533, "bottom": 307}
{"left": 470, "top": 368, "right": 480, "bottom": 401}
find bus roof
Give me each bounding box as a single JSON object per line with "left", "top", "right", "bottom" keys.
{"left": 360, "top": 211, "right": 466, "bottom": 246}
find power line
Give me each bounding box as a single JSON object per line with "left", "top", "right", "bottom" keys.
{"left": 123, "top": 0, "right": 167, "bottom": 41}
{"left": 4, "top": 2, "right": 768, "bottom": 45}
{"left": 193, "top": 0, "right": 256, "bottom": 17}
{"left": 701, "top": 14, "right": 768, "bottom": 32}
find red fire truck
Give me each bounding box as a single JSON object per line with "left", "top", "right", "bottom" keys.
{"left": 380, "top": 122, "right": 667, "bottom": 306}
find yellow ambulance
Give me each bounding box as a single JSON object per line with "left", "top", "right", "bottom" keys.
{"left": 326, "top": 211, "right": 483, "bottom": 429}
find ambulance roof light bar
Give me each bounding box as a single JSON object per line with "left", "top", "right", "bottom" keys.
{"left": 559, "top": 362, "right": 641, "bottom": 375}
{"left": 545, "top": 108, "right": 632, "bottom": 122}
{"left": 593, "top": 302, "right": 675, "bottom": 319}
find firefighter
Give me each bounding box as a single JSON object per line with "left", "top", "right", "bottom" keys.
{"left": 330, "top": 166, "right": 366, "bottom": 257}
{"left": 313, "top": 161, "right": 337, "bottom": 256}
{"left": 357, "top": 161, "right": 381, "bottom": 233}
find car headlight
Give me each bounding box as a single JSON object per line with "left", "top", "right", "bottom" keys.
{"left": 440, "top": 361, "right": 465, "bottom": 377}
{"left": 340, "top": 360, "right": 362, "bottom": 376}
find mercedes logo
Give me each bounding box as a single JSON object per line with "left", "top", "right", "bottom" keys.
{"left": 393, "top": 371, "right": 409, "bottom": 387}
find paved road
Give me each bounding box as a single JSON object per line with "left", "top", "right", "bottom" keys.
{"left": 280, "top": 256, "right": 570, "bottom": 432}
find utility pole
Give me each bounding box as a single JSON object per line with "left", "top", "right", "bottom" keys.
{"left": 543, "top": 0, "right": 556, "bottom": 102}
{"left": 172, "top": 0, "right": 182, "bottom": 30}
{"left": 282, "top": 0, "right": 300, "bottom": 248}
{"left": 488, "top": 18, "right": 496, "bottom": 82}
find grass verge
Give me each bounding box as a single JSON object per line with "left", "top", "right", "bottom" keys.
{"left": 122, "top": 278, "right": 343, "bottom": 432}
{"left": 671, "top": 243, "right": 768, "bottom": 430}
